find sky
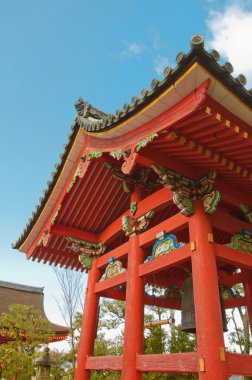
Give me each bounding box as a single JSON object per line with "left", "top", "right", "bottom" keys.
{"left": 0, "top": 0, "right": 252, "bottom": 349}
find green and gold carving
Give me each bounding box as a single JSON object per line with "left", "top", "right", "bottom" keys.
{"left": 227, "top": 230, "right": 252, "bottom": 254}
{"left": 109, "top": 149, "right": 122, "bottom": 160}
{"left": 67, "top": 164, "right": 82, "bottom": 193}
{"left": 88, "top": 151, "right": 103, "bottom": 160}
{"left": 51, "top": 204, "right": 62, "bottom": 225}
{"left": 136, "top": 133, "right": 158, "bottom": 152}
{"left": 173, "top": 192, "right": 194, "bottom": 216}
{"left": 37, "top": 231, "right": 48, "bottom": 247}
{"left": 202, "top": 190, "right": 221, "bottom": 214}
{"left": 79, "top": 255, "right": 94, "bottom": 270}
{"left": 122, "top": 210, "right": 155, "bottom": 237}
{"left": 240, "top": 204, "right": 252, "bottom": 224}
{"left": 100, "top": 258, "right": 126, "bottom": 281}
{"left": 152, "top": 165, "right": 220, "bottom": 216}
{"left": 66, "top": 236, "right": 106, "bottom": 257}
{"left": 130, "top": 201, "right": 137, "bottom": 215}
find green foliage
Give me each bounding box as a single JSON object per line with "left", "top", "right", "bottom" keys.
{"left": 0, "top": 304, "right": 52, "bottom": 379}
{"left": 168, "top": 325, "right": 196, "bottom": 353}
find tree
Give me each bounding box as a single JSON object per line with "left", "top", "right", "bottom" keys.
{"left": 54, "top": 267, "right": 86, "bottom": 369}
{"left": 0, "top": 304, "right": 52, "bottom": 379}
{"left": 227, "top": 284, "right": 251, "bottom": 355}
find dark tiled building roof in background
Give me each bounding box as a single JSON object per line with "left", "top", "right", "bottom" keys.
{"left": 0, "top": 280, "right": 68, "bottom": 338}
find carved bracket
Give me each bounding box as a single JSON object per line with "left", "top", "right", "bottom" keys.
{"left": 122, "top": 210, "right": 155, "bottom": 237}
{"left": 109, "top": 133, "right": 158, "bottom": 176}
{"left": 104, "top": 162, "right": 156, "bottom": 194}
{"left": 66, "top": 236, "right": 106, "bottom": 271}
{"left": 240, "top": 204, "right": 252, "bottom": 224}
{"left": 121, "top": 147, "right": 138, "bottom": 175}
{"left": 37, "top": 230, "right": 51, "bottom": 248}
{"left": 151, "top": 164, "right": 221, "bottom": 216}
{"left": 130, "top": 201, "right": 137, "bottom": 215}
{"left": 66, "top": 236, "right": 106, "bottom": 256}
{"left": 100, "top": 257, "right": 126, "bottom": 281}
{"left": 227, "top": 229, "right": 252, "bottom": 254}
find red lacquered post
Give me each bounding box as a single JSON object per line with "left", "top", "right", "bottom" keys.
{"left": 122, "top": 187, "right": 144, "bottom": 380}
{"left": 242, "top": 269, "right": 252, "bottom": 336}
{"left": 74, "top": 259, "right": 100, "bottom": 380}
{"left": 189, "top": 201, "right": 228, "bottom": 379}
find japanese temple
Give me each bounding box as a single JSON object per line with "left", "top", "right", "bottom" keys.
{"left": 13, "top": 35, "right": 252, "bottom": 379}
{"left": 0, "top": 280, "right": 68, "bottom": 343}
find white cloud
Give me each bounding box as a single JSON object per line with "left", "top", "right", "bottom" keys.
{"left": 149, "top": 27, "right": 163, "bottom": 50}
{"left": 207, "top": 2, "right": 252, "bottom": 86}
{"left": 154, "top": 55, "right": 169, "bottom": 76}
{"left": 119, "top": 41, "right": 146, "bottom": 60}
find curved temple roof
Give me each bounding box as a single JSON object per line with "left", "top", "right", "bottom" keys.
{"left": 13, "top": 35, "right": 252, "bottom": 263}
{"left": 75, "top": 35, "right": 252, "bottom": 134}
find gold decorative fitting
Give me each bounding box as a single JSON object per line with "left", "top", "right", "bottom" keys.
{"left": 190, "top": 241, "right": 196, "bottom": 251}
{"left": 205, "top": 106, "right": 211, "bottom": 114}
{"left": 228, "top": 162, "right": 234, "bottom": 170}
{"left": 220, "top": 347, "right": 226, "bottom": 361}
{"left": 234, "top": 126, "right": 240, "bottom": 133}
{"left": 243, "top": 131, "right": 248, "bottom": 139}
{"left": 188, "top": 140, "right": 195, "bottom": 149}
{"left": 199, "top": 358, "right": 205, "bottom": 372}
{"left": 225, "top": 120, "right": 230, "bottom": 127}
{"left": 216, "top": 113, "right": 221, "bottom": 121}
{"left": 221, "top": 158, "right": 227, "bottom": 165}
{"left": 208, "top": 233, "right": 214, "bottom": 243}
{"left": 243, "top": 169, "right": 248, "bottom": 177}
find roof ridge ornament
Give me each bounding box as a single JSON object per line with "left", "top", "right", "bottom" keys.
{"left": 190, "top": 34, "right": 204, "bottom": 49}
{"left": 75, "top": 97, "right": 107, "bottom": 120}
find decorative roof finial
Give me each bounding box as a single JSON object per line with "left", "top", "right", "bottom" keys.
{"left": 190, "top": 34, "right": 204, "bottom": 49}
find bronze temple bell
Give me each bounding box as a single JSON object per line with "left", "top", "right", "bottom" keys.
{"left": 181, "top": 275, "right": 228, "bottom": 333}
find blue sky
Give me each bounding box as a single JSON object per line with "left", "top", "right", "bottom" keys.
{"left": 0, "top": 0, "right": 252, "bottom": 335}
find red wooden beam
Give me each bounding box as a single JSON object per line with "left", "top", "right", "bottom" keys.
{"left": 138, "top": 147, "right": 198, "bottom": 179}
{"left": 94, "top": 271, "right": 127, "bottom": 293}
{"left": 136, "top": 353, "right": 198, "bottom": 373}
{"left": 139, "top": 213, "right": 188, "bottom": 248}
{"left": 99, "top": 187, "right": 174, "bottom": 245}
{"left": 215, "top": 244, "right": 252, "bottom": 269}
{"left": 217, "top": 181, "right": 252, "bottom": 209}
{"left": 100, "top": 289, "right": 181, "bottom": 309}
{"left": 224, "top": 297, "right": 246, "bottom": 309}
{"left": 51, "top": 224, "right": 98, "bottom": 243}
{"left": 210, "top": 211, "right": 252, "bottom": 236}
{"left": 144, "top": 274, "right": 184, "bottom": 289}
{"left": 139, "top": 245, "right": 190, "bottom": 277}
{"left": 96, "top": 242, "right": 129, "bottom": 269}
{"left": 226, "top": 352, "right": 252, "bottom": 376}
{"left": 85, "top": 356, "right": 122, "bottom": 371}
{"left": 219, "top": 272, "right": 245, "bottom": 287}
{"left": 135, "top": 187, "right": 173, "bottom": 219}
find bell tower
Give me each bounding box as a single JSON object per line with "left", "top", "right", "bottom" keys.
{"left": 14, "top": 35, "right": 252, "bottom": 379}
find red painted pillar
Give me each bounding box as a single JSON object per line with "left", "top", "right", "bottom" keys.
{"left": 74, "top": 259, "right": 100, "bottom": 380}
{"left": 122, "top": 187, "right": 144, "bottom": 380}
{"left": 189, "top": 201, "right": 228, "bottom": 379}
{"left": 242, "top": 269, "right": 252, "bottom": 335}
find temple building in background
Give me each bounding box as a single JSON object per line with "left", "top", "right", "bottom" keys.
{"left": 0, "top": 280, "right": 68, "bottom": 343}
